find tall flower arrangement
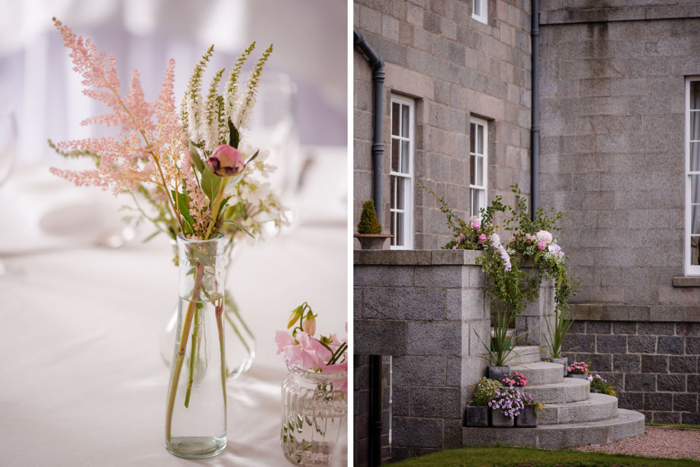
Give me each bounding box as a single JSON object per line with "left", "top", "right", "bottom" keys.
{"left": 48, "top": 18, "right": 286, "bottom": 445}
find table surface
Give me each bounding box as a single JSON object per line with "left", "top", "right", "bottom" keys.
{"left": 0, "top": 161, "right": 349, "bottom": 466}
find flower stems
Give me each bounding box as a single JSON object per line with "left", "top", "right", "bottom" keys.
{"left": 165, "top": 262, "right": 205, "bottom": 442}
{"left": 183, "top": 306, "right": 201, "bottom": 408}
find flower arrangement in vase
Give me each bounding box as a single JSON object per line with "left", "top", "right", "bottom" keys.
{"left": 48, "top": 18, "right": 288, "bottom": 459}
{"left": 276, "top": 303, "right": 347, "bottom": 466}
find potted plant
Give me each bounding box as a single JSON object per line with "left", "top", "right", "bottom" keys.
{"left": 567, "top": 361, "right": 589, "bottom": 379}
{"left": 589, "top": 374, "right": 616, "bottom": 396}
{"left": 354, "top": 200, "right": 392, "bottom": 249}
{"left": 464, "top": 377, "right": 502, "bottom": 427}
{"left": 502, "top": 371, "right": 528, "bottom": 394}
{"left": 516, "top": 392, "right": 544, "bottom": 428}
{"left": 478, "top": 304, "right": 521, "bottom": 383}
{"left": 543, "top": 304, "right": 576, "bottom": 377}
{"left": 488, "top": 386, "right": 524, "bottom": 428}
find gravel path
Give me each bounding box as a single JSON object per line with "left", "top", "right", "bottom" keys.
{"left": 573, "top": 427, "right": 700, "bottom": 462}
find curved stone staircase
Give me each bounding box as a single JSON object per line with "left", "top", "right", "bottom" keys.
{"left": 462, "top": 347, "right": 646, "bottom": 449}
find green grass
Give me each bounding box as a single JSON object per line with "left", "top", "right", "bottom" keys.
{"left": 646, "top": 423, "right": 700, "bottom": 430}
{"left": 391, "top": 446, "right": 700, "bottom": 466}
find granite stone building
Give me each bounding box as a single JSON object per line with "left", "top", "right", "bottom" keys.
{"left": 354, "top": 0, "right": 700, "bottom": 465}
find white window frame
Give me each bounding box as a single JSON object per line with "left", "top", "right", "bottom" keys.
{"left": 470, "top": 117, "right": 489, "bottom": 220}
{"left": 389, "top": 95, "right": 414, "bottom": 250}
{"left": 685, "top": 78, "right": 700, "bottom": 275}
{"left": 472, "top": 0, "right": 488, "bottom": 24}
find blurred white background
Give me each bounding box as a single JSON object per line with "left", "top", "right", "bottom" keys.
{"left": 0, "top": 0, "right": 347, "bottom": 162}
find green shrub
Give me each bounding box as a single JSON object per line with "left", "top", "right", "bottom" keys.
{"left": 469, "top": 377, "right": 502, "bottom": 406}
{"left": 357, "top": 200, "right": 382, "bottom": 234}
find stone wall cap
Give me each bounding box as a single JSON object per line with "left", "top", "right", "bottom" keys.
{"left": 572, "top": 304, "right": 700, "bottom": 323}
{"left": 354, "top": 249, "right": 483, "bottom": 266}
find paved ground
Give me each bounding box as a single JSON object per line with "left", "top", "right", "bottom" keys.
{"left": 573, "top": 427, "right": 700, "bottom": 462}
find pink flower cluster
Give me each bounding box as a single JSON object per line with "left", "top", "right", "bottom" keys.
{"left": 490, "top": 234, "right": 512, "bottom": 271}
{"left": 469, "top": 215, "right": 481, "bottom": 231}
{"left": 548, "top": 243, "right": 565, "bottom": 259}
{"left": 275, "top": 330, "right": 331, "bottom": 371}
{"left": 536, "top": 230, "right": 553, "bottom": 251}
{"left": 568, "top": 361, "right": 588, "bottom": 375}
{"left": 512, "top": 371, "right": 528, "bottom": 387}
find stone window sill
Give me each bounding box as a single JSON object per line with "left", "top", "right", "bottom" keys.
{"left": 672, "top": 276, "right": 700, "bottom": 287}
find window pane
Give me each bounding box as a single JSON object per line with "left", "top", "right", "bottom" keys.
{"left": 390, "top": 176, "right": 396, "bottom": 209}
{"left": 691, "top": 143, "right": 700, "bottom": 172}
{"left": 401, "top": 141, "right": 410, "bottom": 173}
{"left": 390, "top": 212, "right": 396, "bottom": 246}
{"left": 470, "top": 155, "right": 476, "bottom": 185}
{"left": 692, "top": 82, "right": 700, "bottom": 110}
{"left": 693, "top": 175, "right": 700, "bottom": 204}
{"left": 397, "top": 177, "right": 404, "bottom": 210}
{"left": 473, "top": 0, "right": 480, "bottom": 16}
{"left": 392, "top": 102, "right": 400, "bottom": 136}
{"left": 392, "top": 139, "right": 399, "bottom": 172}
{"left": 471, "top": 189, "right": 477, "bottom": 216}
{"left": 470, "top": 123, "right": 476, "bottom": 153}
{"left": 402, "top": 104, "right": 410, "bottom": 137}
{"left": 396, "top": 212, "right": 404, "bottom": 246}
{"left": 477, "top": 124, "right": 484, "bottom": 154}
{"left": 476, "top": 156, "right": 483, "bottom": 186}
{"left": 692, "top": 236, "right": 700, "bottom": 265}
{"left": 693, "top": 206, "right": 700, "bottom": 235}
{"left": 691, "top": 112, "right": 700, "bottom": 140}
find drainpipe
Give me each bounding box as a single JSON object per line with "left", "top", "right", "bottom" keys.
{"left": 531, "top": 0, "right": 540, "bottom": 221}
{"left": 355, "top": 30, "right": 386, "bottom": 467}
{"left": 354, "top": 30, "right": 385, "bottom": 221}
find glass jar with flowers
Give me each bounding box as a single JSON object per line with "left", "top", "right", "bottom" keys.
{"left": 276, "top": 303, "right": 347, "bottom": 466}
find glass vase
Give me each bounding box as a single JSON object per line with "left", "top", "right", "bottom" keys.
{"left": 161, "top": 241, "right": 255, "bottom": 380}
{"left": 165, "top": 234, "right": 227, "bottom": 459}
{"left": 280, "top": 366, "right": 347, "bottom": 466}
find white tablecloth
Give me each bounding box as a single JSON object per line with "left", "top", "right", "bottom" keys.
{"left": 0, "top": 163, "right": 348, "bottom": 466}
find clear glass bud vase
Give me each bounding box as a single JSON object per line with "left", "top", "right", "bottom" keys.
{"left": 160, "top": 242, "right": 256, "bottom": 380}
{"left": 281, "top": 366, "right": 347, "bottom": 466}
{"left": 165, "top": 234, "right": 227, "bottom": 459}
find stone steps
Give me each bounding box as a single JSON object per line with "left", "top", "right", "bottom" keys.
{"left": 509, "top": 361, "right": 563, "bottom": 386}
{"left": 507, "top": 346, "right": 541, "bottom": 365}
{"left": 462, "top": 409, "right": 645, "bottom": 449}
{"left": 522, "top": 377, "right": 590, "bottom": 404}
{"left": 538, "top": 393, "right": 618, "bottom": 425}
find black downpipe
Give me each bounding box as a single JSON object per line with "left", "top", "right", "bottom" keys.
{"left": 354, "top": 30, "right": 385, "bottom": 467}
{"left": 531, "top": 0, "right": 540, "bottom": 221}
{"left": 354, "top": 30, "right": 385, "bottom": 222}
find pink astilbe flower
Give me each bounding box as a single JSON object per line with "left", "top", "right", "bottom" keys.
{"left": 50, "top": 18, "right": 191, "bottom": 229}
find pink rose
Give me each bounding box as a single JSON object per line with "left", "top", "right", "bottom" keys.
{"left": 471, "top": 220, "right": 481, "bottom": 231}
{"left": 208, "top": 144, "right": 245, "bottom": 177}
{"left": 537, "top": 241, "right": 547, "bottom": 250}
{"left": 478, "top": 234, "right": 487, "bottom": 245}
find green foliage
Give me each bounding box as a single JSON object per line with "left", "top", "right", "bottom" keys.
{"left": 590, "top": 375, "right": 616, "bottom": 396}
{"left": 469, "top": 377, "right": 502, "bottom": 406}
{"left": 357, "top": 200, "right": 382, "bottom": 234}
{"left": 418, "top": 182, "right": 504, "bottom": 250}
{"left": 391, "top": 446, "right": 700, "bottom": 467}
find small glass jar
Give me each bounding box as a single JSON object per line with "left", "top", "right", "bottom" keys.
{"left": 281, "top": 366, "right": 347, "bottom": 466}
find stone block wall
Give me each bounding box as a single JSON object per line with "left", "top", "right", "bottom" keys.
{"left": 538, "top": 6, "right": 700, "bottom": 311}
{"left": 354, "top": 0, "right": 533, "bottom": 249}
{"left": 563, "top": 313, "right": 700, "bottom": 425}
{"left": 354, "top": 249, "right": 490, "bottom": 463}
{"left": 515, "top": 273, "right": 555, "bottom": 347}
